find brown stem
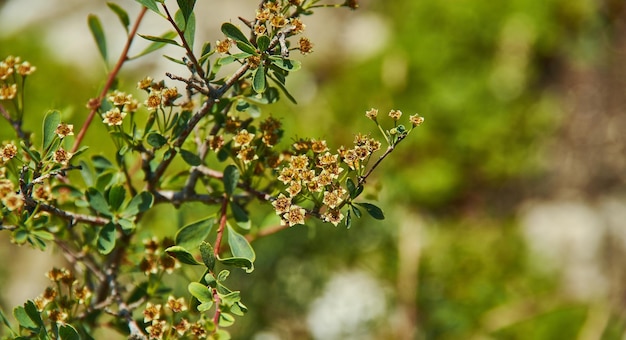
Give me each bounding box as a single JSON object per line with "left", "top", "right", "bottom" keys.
{"left": 214, "top": 196, "right": 229, "bottom": 257}
{"left": 71, "top": 7, "right": 148, "bottom": 153}
{"left": 0, "top": 103, "right": 30, "bottom": 145}
{"left": 161, "top": 4, "right": 207, "bottom": 81}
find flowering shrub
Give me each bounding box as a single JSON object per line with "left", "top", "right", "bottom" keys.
{"left": 0, "top": 0, "right": 422, "bottom": 338}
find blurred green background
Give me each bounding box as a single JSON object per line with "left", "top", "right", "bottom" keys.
{"left": 2, "top": 0, "right": 626, "bottom": 339}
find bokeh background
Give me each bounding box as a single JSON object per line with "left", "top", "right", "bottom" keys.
{"left": 1, "top": 0, "right": 626, "bottom": 339}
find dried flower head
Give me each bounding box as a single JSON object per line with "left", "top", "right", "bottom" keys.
{"left": 102, "top": 107, "right": 127, "bottom": 126}
{"left": 53, "top": 148, "right": 72, "bottom": 165}
{"left": 216, "top": 38, "right": 233, "bottom": 54}
{"left": 159, "top": 254, "right": 180, "bottom": 274}
{"left": 46, "top": 267, "right": 68, "bottom": 282}
{"left": 0, "top": 84, "right": 17, "bottom": 100}
{"left": 291, "top": 18, "right": 306, "bottom": 34}
{"left": 190, "top": 322, "right": 208, "bottom": 338}
{"left": 298, "top": 37, "right": 313, "bottom": 55}
{"left": 208, "top": 135, "right": 224, "bottom": 151}
{"left": 55, "top": 123, "right": 74, "bottom": 138}
{"left": 247, "top": 55, "right": 262, "bottom": 69}
{"left": 1, "top": 143, "right": 17, "bottom": 162}
{"left": 162, "top": 87, "right": 179, "bottom": 105}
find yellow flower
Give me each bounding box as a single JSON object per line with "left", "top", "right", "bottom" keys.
{"left": 272, "top": 194, "right": 291, "bottom": 215}
{"left": 74, "top": 286, "right": 92, "bottom": 304}
{"left": 4, "top": 56, "right": 20, "bottom": 68}
{"left": 410, "top": 114, "right": 425, "bottom": 127}
{"left": 298, "top": 37, "right": 313, "bottom": 55}
{"left": 0, "top": 62, "right": 13, "bottom": 80}
{"left": 323, "top": 209, "right": 344, "bottom": 226}
{"left": 247, "top": 55, "right": 262, "bottom": 69}
{"left": 166, "top": 296, "right": 187, "bottom": 313}
{"left": 144, "top": 92, "right": 162, "bottom": 111}
{"left": 102, "top": 108, "right": 127, "bottom": 126}
{"left": 108, "top": 90, "right": 132, "bottom": 106}
{"left": 323, "top": 187, "right": 346, "bottom": 209}
{"left": 233, "top": 129, "right": 255, "bottom": 147}
{"left": 47, "top": 310, "right": 68, "bottom": 325}
{"left": 237, "top": 146, "right": 259, "bottom": 164}
{"left": 53, "top": 148, "right": 72, "bottom": 165}
{"left": 0, "top": 84, "right": 17, "bottom": 100}
{"left": 16, "top": 61, "right": 36, "bottom": 76}
{"left": 137, "top": 76, "right": 153, "bottom": 90}
{"left": 143, "top": 302, "right": 162, "bottom": 323}
{"left": 2, "top": 192, "right": 23, "bottom": 211}
{"left": 174, "top": 319, "right": 190, "bottom": 336}
{"left": 311, "top": 139, "right": 328, "bottom": 153}
{"left": 365, "top": 108, "right": 378, "bottom": 120}
{"left": 1, "top": 143, "right": 17, "bottom": 162}
{"left": 291, "top": 18, "right": 306, "bottom": 34}
{"left": 216, "top": 38, "right": 233, "bottom": 54}
{"left": 55, "top": 123, "right": 74, "bottom": 138}
{"left": 270, "top": 14, "right": 288, "bottom": 29}
{"left": 283, "top": 205, "right": 306, "bottom": 227}
{"left": 388, "top": 109, "right": 402, "bottom": 120}
{"left": 254, "top": 25, "right": 267, "bottom": 36}
{"left": 146, "top": 320, "right": 167, "bottom": 340}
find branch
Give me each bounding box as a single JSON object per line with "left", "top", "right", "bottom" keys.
{"left": 71, "top": 7, "right": 148, "bottom": 153}
{"left": 0, "top": 103, "right": 30, "bottom": 145}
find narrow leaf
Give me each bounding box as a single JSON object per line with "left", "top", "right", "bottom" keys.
{"left": 227, "top": 224, "right": 255, "bottom": 262}
{"left": 236, "top": 41, "right": 257, "bottom": 55}
{"left": 165, "top": 246, "right": 202, "bottom": 265}
{"left": 221, "top": 22, "right": 251, "bottom": 44}
{"left": 222, "top": 165, "right": 239, "bottom": 196}
{"left": 177, "top": 0, "right": 196, "bottom": 23}
{"left": 107, "top": 2, "right": 130, "bottom": 32}
{"left": 42, "top": 110, "right": 61, "bottom": 150}
{"left": 252, "top": 64, "right": 266, "bottom": 93}
{"left": 356, "top": 202, "right": 385, "bottom": 220}
{"left": 175, "top": 217, "right": 215, "bottom": 251}
{"left": 135, "top": 0, "right": 163, "bottom": 16}
{"left": 130, "top": 31, "right": 177, "bottom": 59}
{"left": 218, "top": 256, "right": 254, "bottom": 273}
{"left": 138, "top": 33, "right": 180, "bottom": 46}
{"left": 188, "top": 282, "right": 212, "bottom": 303}
{"left": 97, "top": 222, "right": 116, "bottom": 254}
{"left": 88, "top": 14, "right": 107, "bottom": 62}
{"left": 86, "top": 188, "right": 112, "bottom": 216}
{"left": 269, "top": 56, "right": 301, "bottom": 71}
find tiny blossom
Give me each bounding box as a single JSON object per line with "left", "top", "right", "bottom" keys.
{"left": 140, "top": 256, "right": 159, "bottom": 275}
{"left": 0, "top": 62, "right": 13, "bottom": 80}
{"left": 365, "top": 108, "right": 378, "bottom": 120}
{"left": 143, "top": 237, "right": 160, "bottom": 254}
{"left": 162, "top": 87, "right": 179, "bottom": 105}
{"left": 16, "top": 61, "right": 36, "bottom": 76}
{"left": 324, "top": 162, "right": 344, "bottom": 177}
{"left": 291, "top": 18, "right": 306, "bottom": 34}
{"left": 283, "top": 205, "right": 306, "bottom": 227}
{"left": 143, "top": 302, "right": 162, "bottom": 323}
{"left": 270, "top": 14, "right": 288, "bottom": 28}
{"left": 317, "top": 152, "right": 338, "bottom": 167}
{"left": 254, "top": 25, "right": 267, "bottom": 36}
{"left": 60, "top": 270, "right": 77, "bottom": 287}
{"left": 47, "top": 310, "right": 68, "bottom": 324}
{"left": 146, "top": 320, "right": 167, "bottom": 340}
{"left": 342, "top": 148, "right": 359, "bottom": 170}
{"left": 4, "top": 56, "right": 20, "bottom": 68}
{"left": 256, "top": 9, "right": 271, "bottom": 22}
{"left": 317, "top": 170, "right": 334, "bottom": 186}
{"left": 323, "top": 187, "right": 346, "bottom": 209}
{"left": 33, "top": 296, "right": 48, "bottom": 311}
{"left": 102, "top": 108, "right": 127, "bottom": 126}
{"left": 311, "top": 139, "right": 328, "bottom": 153}
{"left": 292, "top": 139, "right": 310, "bottom": 152}
{"left": 108, "top": 90, "right": 132, "bottom": 106}
{"left": 46, "top": 267, "right": 68, "bottom": 282}
{"left": 159, "top": 254, "right": 180, "bottom": 274}
{"left": 53, "top": 148, "right": 72, "bottom": 165}
{"left": 1, "top": 143, "right": 17, "bottom": 162}
{"left": 300, "top": 169, "right": 316, "bottom": 183}
{"left": 290, "top": 155, "right": 309, "bottom": 170}
{"left": 323, "top": 209, "right": 344, "bottom": 226}
{"left": 355, "top": 146, "right": 370, "bottom": 160}
{"left": 137, "top": 76, "right": 153, "bottom": 90}
{"left": 366, "top": 138, "right": 381, "bottom": 152}
{"left": 247, "top": 55, "right": 262, "bottom": 69}
{"left": 272, "top": 194, "right": 291, "bottom": 215}
{"left": 2, "top": 192, "right": 23, "bottom": 211}
{"left": 299, "top": 37, "right": 313, "bottom": 55}
{"left": 190, "top": 322, "right": 208, "bottom": 338}
{"left": 286, "top": 181, "right": 302, "bottom": 197}
{"left": 166, "top": 296, "right": 188, "bottom": 313}
{"left": 277, "top": 167, "right": 297, "bottom": 184}
{"left": 74, "top": 286, "right": 92, "bottom": 304}
{"left": 33, "top": 185, "right": 52, "bottom": 201}
{"left": 307, "top": 178, "right": 323, "bottom": 193}
{"left": 145, "top": 92, "right": 162, "bottom": 111}
{"left": 224, "top": 116, "right": 242, "bottom": 132}
{"left": 125, "top": 99, "right": 140, "bottom": 113}
{"left": 233, "top": 129, "right": 255, "bottom": 147}
{"left": 0, "top": 84, "right": 17, "bottom": 100}
{"left": 55, "top": 123, "right": 74, "bottom": 138}
{"left": 216, "top": 38, "right": 233, "bottom": 54}
{"left": 42, "top": 286, "right": 57, "bottom": 302}
{"left": 410, "top": 114, "right": 425, "bottom": 127}
{"left": 264, "top": 1, "right": 281, "bottom": 12}
{"left": 208, "top": 135, "right": 224, "bottom": 151}
{"left": 388, "top": 109, "right": 402, "bottom": 120}
{"left": 237, "top": 146, "right": 259, "bottom": 164}
{"left": 174, "top": 319, "right": 190, "bottom": 335}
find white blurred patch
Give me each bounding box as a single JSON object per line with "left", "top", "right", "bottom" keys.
{"left": 306, "top": 270, "right": 387, "bottom": 340}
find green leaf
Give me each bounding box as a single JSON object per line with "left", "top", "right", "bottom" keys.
{"left": 92, "top": 155, "right": 114, "bottom": 172}
{"left": 227, "top": 225, "right": 255, "bottom": 268}
{"left": 355, "top": 202, "right": 385, "bottom": 220}
{"left": 175, "top": 217, "right": 215, "bottom": 251}
{"left": 221, "top": 22, "right": 250, "bottom": 44}
{"left": 164, "top": 54, "right": 186, "bottom": 65}
{"left": 42, "top": 110, "right": 61, "bottom": 150}
{"left": 176, "top": 0, "right": 196, "bottom": 23}
{"left": 252, "top": 64, "right": 266, "bottom": 93}
{"left": 200, "top": 242, "right": 216, "bottom": 271}
{"left": 88, "top": 14, "right": 107, "bottom": 62}
{"left": 180, "top": 149, "right": 201, "bottom": 166}
{"left": 347, "top": 179, "right": 363, "bottom": 199}
{"left": 59, "top": 324, "right": 80, "bottom": 340}
{"left": 117, "top": 217, "right": 135, "bottom": 234}
{"left": 220, "top": 291, "right": 240, "bottom": 307}
{"left": 122, "top": 191, "right": 153, "bottom": 217}
{"left": 108, "top": 185, "right": 126, "bottom": 212}
{"left": 13, "top": 306, "right": 37, "bottom": 330}
{"left": 267, "top": 73, "right": 297, "bottom": 104}
{"left": 184, "top": 12, "right": 196, "bottom": 50}
{"left": 345, "top": 210, "right": 352, "bottom": 228}
{"left": 269, "top": 56, "right": 301, "bottom": 71}
{"left": 86, "top": 188, "right": 112, "bottom": 216}
{"left": 107, "top": 2, "right": 130, "bottom": 32}
{"left": 130, "top": 31, "right": 178, "bottom": 59}
{"left": 146, "top": 132, "right": 168, "bottom": 149}
{"left": 218, "top": 257, "right": 254, "bottom": 273}
{"left": 165, "top": 246, "right": 202, "bottom": 265}
{"left": 197, "top": 301, "right": 214, "bottom": 312}
{"left": 222, "top": 165, "right": 239, "bottom": 196}
{"left": 257, "top": 35, "right": 270, "bottom": 51}
{"left": 97, "top": 222, "right": 116, "bottom": 254}
{"left": 230, "top": 201, "right": 251, "bottom": 230}
{"left": 219, "top": 312, "right": 235, "bottom": 327}
{"left": 236, "top": 41, "right": 257, "bottom": 55}
{"left": 138, "top": 33, "right": 180, "bottom": 46}
{"left": 135, "top": 0, "right": 163, "bottom": 16}
{"left": 217, "top": 270, "right": 230, "bottom": 284}
{"left": 351, "top": 204, "right": 362, "bottom": 218}
{"left": 0, "top": 307, "right": 15, "bottom": 336}
{"left": 188, "top": 282, "right": 213, "bottom": 303}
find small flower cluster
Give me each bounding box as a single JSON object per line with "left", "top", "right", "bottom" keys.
{"left": 142, "top": 297, "right": 209, "bottom": 339}
{"left": 99, "top": 90, "right": 140, "bottom": 127}
{"left": 0, "top": 166, "right": 22, "bottom": 211}
{"left": 32, "top": 267, "right": 92, "bottom": 326}
{"left": 0, "top": 55, "right": 36, "bottom": 101}
{"left": 140, "top": 237, "right": 181, "bottom": 275}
